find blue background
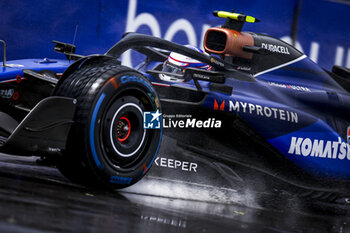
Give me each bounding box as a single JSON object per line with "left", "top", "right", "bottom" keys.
{"left": 1, "top": 0, "right": 350, "bottom": 69}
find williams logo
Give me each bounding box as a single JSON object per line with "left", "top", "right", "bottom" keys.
{"left": 143, "top": 110, "right": 162, "bottom": 129}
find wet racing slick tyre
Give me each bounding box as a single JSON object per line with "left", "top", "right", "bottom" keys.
{"left": 54, "top": 58, "right": 162, "bottom": 189}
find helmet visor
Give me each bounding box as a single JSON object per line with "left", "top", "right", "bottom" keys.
{"left": 162, "top": 61, "right": 184, "bottom": 75}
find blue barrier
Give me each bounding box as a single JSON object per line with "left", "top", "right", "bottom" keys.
{"left": 0, "top": 0, "right": 349, "bottom": 70}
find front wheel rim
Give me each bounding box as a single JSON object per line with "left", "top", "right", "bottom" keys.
{"left": 109, "top": 102, "right": 146, "bottom": 158}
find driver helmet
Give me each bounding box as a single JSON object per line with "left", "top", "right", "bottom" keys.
{"left": 160, "top": 45, "right": 211, "bottom": 82}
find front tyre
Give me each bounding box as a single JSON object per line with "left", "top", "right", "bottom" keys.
{"left": 55, "top": 60, "right": 162, "bottom": 189}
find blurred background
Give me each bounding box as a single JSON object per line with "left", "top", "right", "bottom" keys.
{"left": 0, "top": 0, "right": 349, "bottom": 70}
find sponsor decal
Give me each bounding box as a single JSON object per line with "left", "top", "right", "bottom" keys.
{"left": 213, "top": 100, "right": 225, "bottom": 111}
{"left": 225, "top": 100, "right": 298, "bottom": 123}
{"left": 288, "top": 136, "right": 350, "bottom": 160}
{"left": 48, "top": 147, "right": 61, "bottom": 153}
{"left": 261, "top": 43, "right": 290, "bottom": 55}
{"left": 110, "top": 175, "right": 133, "bottom": 184}
{"left": 154, "top": 157, "right": 198, "bottom": 172}
{"left": 143, "top": 110, "right": 162, "bottom": 129}
{"left": 210, "top": 57, "right": 225, "bottom": 67}
{"left": 237, "top": 66, "right": 251, "bottom": 71}
{"left": 193, "top": 73, "right": 210, "bottom": 80}
{"left": 0, "top": 89, "right": 14, "bottom": 99}
{"left": 268, "top": 81, "right": 311, "bottom": 92}
{"left": 141, "top": 215, "right": 187, "bottom": 229}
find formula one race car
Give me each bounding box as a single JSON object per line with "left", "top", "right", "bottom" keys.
{"left": 1, "top": 10, "right": 350, "bottom": 200}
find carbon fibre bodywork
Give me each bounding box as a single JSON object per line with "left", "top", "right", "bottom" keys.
{"left": 112, "top": 33, "right": 350, "bottom": 195}
{"left": 1, "top": 29, "right": 350, "bottom": 196}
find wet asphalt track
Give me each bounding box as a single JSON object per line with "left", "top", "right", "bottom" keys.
{"left": 1, "top": 153, "right": 350, "bottom": 233}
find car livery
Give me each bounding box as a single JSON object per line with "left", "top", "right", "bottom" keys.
{"left": 1, "top": 10, "right": 350, "bottom": 200}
